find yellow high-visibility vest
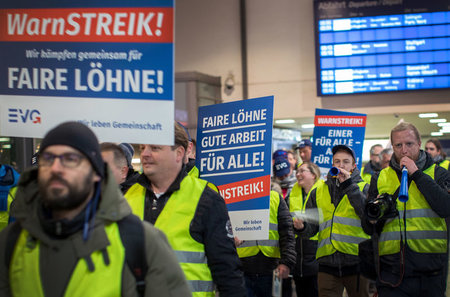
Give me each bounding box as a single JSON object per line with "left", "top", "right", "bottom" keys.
{"left": 360, "top": 166, "right": 372, "bottom": 184}
{"left": 237, "top": 191, "right": 281, "bottom": 259}
{"left": 289, "top": 179, "right": 324, "bottom": 240}
{"left": 439, "top": 159, "right": 449, "bottom": 170}
{"left": 316, "top": 181, "right": 369, "bottom": 259}
{"left": 377, "top": 165, "right": 447, "bottom": 255}
{"left": 125, "top": 176, "right": 214, "bottom": 296}
{"left": 10, "top": 223, "right": 124, "bottom": 297}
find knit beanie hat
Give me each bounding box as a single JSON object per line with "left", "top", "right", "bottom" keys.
{"left": 119, "top": 143, "right": 134, "bottom": 169}
{"left": 39, "top": 121, "right": 104, "bottom": 178}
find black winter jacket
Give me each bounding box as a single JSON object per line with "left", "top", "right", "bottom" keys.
{"left": 240, "top": 193, "right": 296, "bottom": 275}
{"left": 120, "top": 168, "right": 140, "bottom": 194}
{"left": 286, "top": 189, "right": 319, "bottom": 278}
{"left": 362, "top": 151, "right": 450, "bottom": 284}
{"left": 135, "top": 166, "right": 246, "bottom": 297}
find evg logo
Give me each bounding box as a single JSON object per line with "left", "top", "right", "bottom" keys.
{"left": 8, "top": 108, "right": 41, "bottom": 124}
{"left": 275, "top": 162, "right": 288, "bottom": 171}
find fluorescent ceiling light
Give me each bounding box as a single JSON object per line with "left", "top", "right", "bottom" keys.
{"left": 429, "top": 118, "right": 447, "bottom": 123}
{"left": 301, "top": 124, "right": 315, "bottom": 129}
{"left": 1, "top": 144, "right": 11, "bottom": 149}
{"left": 437, "top": 122, "right": 450, "bottom": 127}
{"left": 418, "top": 113, "right": 438, "bottom": 118}
{"left": 0, "top": 138, "right": 10, "bottom": 142}
{"left": 275, "top": 119, "right": 295, "bottom": 124}
{"left": 431, "top": 132, "right": 444, "bottom": 136}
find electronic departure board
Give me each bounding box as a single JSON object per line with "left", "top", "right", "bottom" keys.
{"left": 314, "top": 0, "right": 450, "bottom": 96}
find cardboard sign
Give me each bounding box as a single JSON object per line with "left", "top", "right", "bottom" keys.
{"left": 196, "top": 96, "right": 274, "bottom": 240}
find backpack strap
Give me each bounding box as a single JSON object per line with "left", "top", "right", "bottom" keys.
{"left": 4, "top": 221, "right": 22, "bottom": 268}
{"left": 117, "top": 214, "right": 148, "bottom": 297}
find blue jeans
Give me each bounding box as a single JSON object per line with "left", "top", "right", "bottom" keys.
{"left": 245, "top": 274, "right": 273, "bottom": 297}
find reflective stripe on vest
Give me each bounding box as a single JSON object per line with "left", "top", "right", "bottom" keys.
{"left": 377, "top": 165, "right": 447, "bottom": 255}
{"left": 237, "top": 191, "right": 280, "bottom": 258}
{"left": 0, "top": 187, "right": 16, "bottom": 231}
{"left": 155, "top": 175, "right": 214, "bottom": 296}
{"left": 10, "top": 223, "right": 124, "bottom": 297}
{"left": 316, "top": 181, "right": 369, "bottom": 259}
{"left": 126, "top": 176, "right": 215, "bottom": 296}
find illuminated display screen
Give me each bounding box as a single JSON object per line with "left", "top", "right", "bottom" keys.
{"left": 314, "top": 0, "right": 450, "bottom": 96}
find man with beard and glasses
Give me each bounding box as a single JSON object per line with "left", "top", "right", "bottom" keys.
{"left": 0, "top": 122, "right": 190, "bottom": 297}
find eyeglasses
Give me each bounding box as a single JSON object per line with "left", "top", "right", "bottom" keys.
{"left": 297, "top": 169, "right": 311, "bottom": 174}
{"left": 39, "top": 152, "right": 85, "bottom": 168}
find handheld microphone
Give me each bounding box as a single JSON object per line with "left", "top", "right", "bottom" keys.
{"left": 329, "top": 167, "right": 340, "bottom": 177}
{"left": 398, "top": 166, "right": 409, "bottom": 203}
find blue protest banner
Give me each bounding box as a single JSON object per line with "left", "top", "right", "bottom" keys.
{"left": 311, "top": 108, "right": 367, "bottom": 177}
{"left": 0, "top": 0, "right": 174, "bottom": 144}
{"left": 196, "top": 96, "right": 274, "bottom": 240}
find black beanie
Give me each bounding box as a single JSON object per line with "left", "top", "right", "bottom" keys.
{"left": 39, "top": 121, "right": 104, "bottom": 178}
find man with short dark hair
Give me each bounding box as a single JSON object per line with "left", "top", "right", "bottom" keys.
{"left": 119, "top": 143, "right": 141, "bottom": 194}
{"left": 305, "top": 145, "right": 370, "bottom": 297}
{"left": 0, "top": 122, "right": 190, "bottom": 297}
{"left": 362, "top": 122, "right": 450, "bottom": 297}
{"left": 296, "top": 139, "right": 312, "bottom": 163}
{"left": 177, "top": 122, "right": 199, "bottom": 178}
{"left": 100, "top": 142, "right": 129, "bottom": 185}
{"left": 361, "top": 144, "right": 383, "bottom": 184}
{"left": 100, "top": 142, "right": 139, "bottom": 194}
{"left": 125, "top": 122, "right": 246, "bottom": 297}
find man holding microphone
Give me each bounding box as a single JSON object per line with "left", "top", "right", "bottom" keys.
{"left": 302, "top": 144, "right": 370, "bottom": 297}
{"left": 362, "top": 122, "right": 450, "bottom": 297}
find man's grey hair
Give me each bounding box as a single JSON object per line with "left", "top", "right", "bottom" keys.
{"left": 370, "top": 144, "right": 383, "bottom": 155}
{"left": 379, "top": 148, "right": 393, "bottom": 158}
